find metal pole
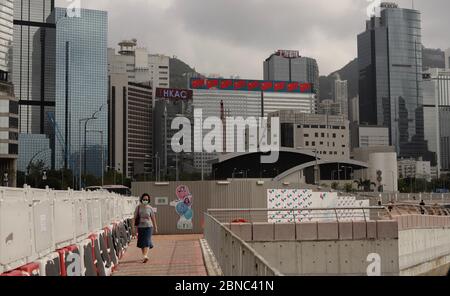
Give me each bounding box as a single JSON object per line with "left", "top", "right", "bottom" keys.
{"left": 201, "top": 151, "right": 204, "bottom": 181}
{"left": 176, "top": 153, "right": 179, "bottom": 181}
{"left": 84, "top": 120, "right": 88, "bottom": 187}
{"left": 101, "top": 133, "right": 104, "bottom": 186}
{"left": 79, "top": 121, "right": 81, "bottom": 190}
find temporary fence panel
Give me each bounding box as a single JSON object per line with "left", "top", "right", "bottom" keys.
{"left": 74, "top": 198, "right": 89, "bottom": 239}
{"left": 0, "top": 188, "right": 33, "bottom": 273}
{"left": 78, "top": 239, "right": 96, "bottom": 276}
{"left": 37, "top": 252, "right": 61, "bottom": 276}
{"left": 87, "top": 199, "right": 102, "bottom": 232}
{"left": 53, "top": 191, "right": 76, "bottom": 248}
{"left": 32, "top": 200, "right": 54, "bottom": 255}
{"left": 0, "top": 186, "right": 137, "bottom": 275}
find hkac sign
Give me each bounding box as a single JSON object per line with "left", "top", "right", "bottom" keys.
{"left": 156, "top": 88, "right": 193, "bottom": 100}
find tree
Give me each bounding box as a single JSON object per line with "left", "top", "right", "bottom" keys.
{"left": 331, "top": 182, "right": 340, "bottom": 190}
{"left": 344, "top": 183, "right": 355, "bottom": 193}
{"left": 354, "top": 178, "right": 376, "bottom": 192}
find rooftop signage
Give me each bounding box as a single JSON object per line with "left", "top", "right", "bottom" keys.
{"left": 190, "top": 78, "right": 314, "bottom": 94}
{"left": 276, "top": 49, "right": 300, "bottom": 58}
{"left": 155, "top": 88, "right": 193, "bottom": 100}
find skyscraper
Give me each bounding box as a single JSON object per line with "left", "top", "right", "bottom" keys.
{"left": 264, "top": 50, "right": 320, "bottom": 98}
{"left": 0, "top": 0, "right": 18, "bottom": 187}
{"left": 333, "top": 79, "right": 348, "bottom": 119}
{"left": 423, "top": 69, "right": 450, "bottom": 176}
{"left": 445, "top": 48, "right": 450, "bottom": 69}
{"left": 108, "top": 39, "right": 170, "bottom": 106}
{"left": 0, "top": 0, "right": 13, "bottom": 76}
{"left": 358, "top": 2, "right": 428, "bottom": 159}
{"left": 13, "top": 0, "right": 56, "bottom": 170}
{"left": 55, "top": 8, "right": 108, "bottom": 184}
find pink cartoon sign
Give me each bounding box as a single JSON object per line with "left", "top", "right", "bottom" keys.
{"left": 170, "top": 185, "right": 194, "bottom": 230}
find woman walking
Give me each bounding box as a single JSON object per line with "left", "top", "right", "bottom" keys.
{"left": 134, "top": 193, "right": 158, "bottom": 263}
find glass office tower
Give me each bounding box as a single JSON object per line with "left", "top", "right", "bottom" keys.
{"left": 55, "top": 8, "right": 108, "bottom": 183}
{"left": 0, "top": 0, "right": 13, "bottom": 75}
{"left": 358, "top": 3, "right": 429, "bottom": 160}
{"left": 13, "top": 0, "right": 56, "bottom": 170}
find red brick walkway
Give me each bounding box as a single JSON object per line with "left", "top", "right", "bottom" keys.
{"left": 113, "top": 235, "right": 208, "bottom": 276}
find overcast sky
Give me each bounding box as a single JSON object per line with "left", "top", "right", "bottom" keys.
{"left": 56, "top": 0, "right": 450, "bottom": 78}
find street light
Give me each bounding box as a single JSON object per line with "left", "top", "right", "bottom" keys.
{"left": 25, "top": 148, "right": 51, "bottom": 185}
{"left": 3, "top": 173, "right": 8, "bottom": 187}
{"left": 87, "top": 129, "right": 104, "bottom": 186}
{"left": 79, "top": 105, "right": 105, "bottom": 189}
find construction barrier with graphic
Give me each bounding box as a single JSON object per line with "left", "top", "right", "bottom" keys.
{"left": 0, "top": 186, "right": 138, "bottom": 276}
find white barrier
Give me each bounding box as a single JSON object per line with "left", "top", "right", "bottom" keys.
{"left": 0, "top": 186, "right": 138, "bottom": 275}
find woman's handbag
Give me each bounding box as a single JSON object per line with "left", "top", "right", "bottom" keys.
{"left": 134, "top": 206, "right": 140, "bottom": 227}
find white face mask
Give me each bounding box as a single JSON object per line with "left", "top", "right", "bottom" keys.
{"left": 142, "top": 200, "right": 149, "bottom": 205}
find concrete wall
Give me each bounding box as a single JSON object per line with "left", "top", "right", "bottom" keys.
{"left": 229, "top": 220, "right": 399, "bottom": 276}
{"left": 132, "top": 180, "right": 305, "bottom": 235}
{"left": 250, "top": 240, "right": 399, "bottom": 276}
{"left": 399, "top": 228, "right": 450, "bottom": 276}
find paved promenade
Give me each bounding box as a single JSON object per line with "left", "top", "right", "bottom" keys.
{"left": 113, "top": 235, "right": 208, "bottom": 276}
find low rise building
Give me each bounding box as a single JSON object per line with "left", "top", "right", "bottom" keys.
{"left": 271, "top": 110, "right": 350, "bottom": 161}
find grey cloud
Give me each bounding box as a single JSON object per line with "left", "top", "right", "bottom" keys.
{"left": 57, "top": 0, "right": 450, "bottom": 77}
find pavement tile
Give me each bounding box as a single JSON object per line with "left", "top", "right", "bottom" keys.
{"left": 113, "top": 235, "right": 207, "bottom": 276}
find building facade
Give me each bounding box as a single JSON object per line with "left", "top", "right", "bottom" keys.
{"left": 190, "top": 78, "right": 316, "bottom": 175}
{"left": 272, "top": 110, "right": 350, "bottom": 161}
{"left": 445, "top": 49, "right": 450, "bottom": 70}
{"left": 55, "top": 8, "right": 108, "bottom": 182}
{"left": 354, "top": 126, "right": 390, "bottom": 149}
{"left": 108, "top": 73, "right": 153, "bottom": 179}
{"left": 333, "top": 79, "right": 348, "bottom": 118}
{"left": 398, "top": 158, "right": 433, "bottom": 182}
{"left": 423, "top": 68, "right": 450, "bottom": 176}
{"left": 0, "top": 0, "right": 13, "bottom": 76}
{"left": 108, "top": 39, "right": 170, "bottom": 106}
{"left": 0, "top": 80, "right": 18, "bottom": 186}
{"left": 13, "top": 0, "right": 56, "bottom": 170}
{"left": 317, "top": 99, "right": 342, "bottom": 116}
{"left": 358, "top": 3, "right": 427, "bottom": 159}
{"left": 153, "top": 88, "right": 194, "bottom": 180}
{"left": 264, "top": 50, "right": 319, "bottom": 98}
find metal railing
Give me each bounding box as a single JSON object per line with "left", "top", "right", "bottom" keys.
{"left": 207, "top": 207, "right": 389, "bottom": 225}
{"left": 204, "top": 213, "right": 283, "bottom": 276}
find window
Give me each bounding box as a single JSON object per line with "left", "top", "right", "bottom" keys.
{"left": 305, "top": 141, "right": 309, "bottom": 146}
{"left": 320, "top": 125, "right": 326, "bottom": 129}
{"left": 9, "top": 117, "right": 18, "bottom": 129}
{"left": 304, "top": 134, "right": 309, "bottom": 137}
{"left": 320, "top": 142, "right": 323, "bottom": 145}
{"left": 321, "top": 133, "right": 324, "bottom": 137}
{"left": 312, "top": 141, "right": 316, "bottom": 146}
{"left": 311, "top": 125, "right": 319, "bottom": 128}
{"left": 342, "top": 145, "right": 346, "bottom": 148}
{"left": 159, "top": 66, "right": 169, "bottom": 69}
{"left": 333, "top": 134, "right": 336, "bottom": 138}
{"left": 315, "top": 133, "right": 318, "bottom": 138}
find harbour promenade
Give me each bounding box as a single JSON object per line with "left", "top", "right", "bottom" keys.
{"left": 113, "top": 235, "right": 207, "bottom": 276}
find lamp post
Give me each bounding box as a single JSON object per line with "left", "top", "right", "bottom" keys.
{"left": 3, "top": 173, "right": 8, "bottom": 187}
{"left": 26, "top": 148, "right": 51, "bottom": 186}
{"left": 42, "top": 171, "right": 47, "bottom": 188}
{"left": 86, "top": 130, "right": 104, "bottom": 186}
{"left": 79, "top": 105, "right": 104, "bottom": 190}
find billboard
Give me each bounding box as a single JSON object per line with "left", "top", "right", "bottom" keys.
{"left": 190, "top": 78, "right": 314, "bottom": 94}
{"left": 155, "top": 88, "right": 193, "bottom": 100}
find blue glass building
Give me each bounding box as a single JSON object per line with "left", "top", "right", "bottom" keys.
{"left": 55, "top": 8, "right": 108, "bottom": 183}
{"left": 13, "top": 0, "right": 56, "bottom": 171}
{"left": 358, "top": 3, "right": 430, "bottom": 160}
